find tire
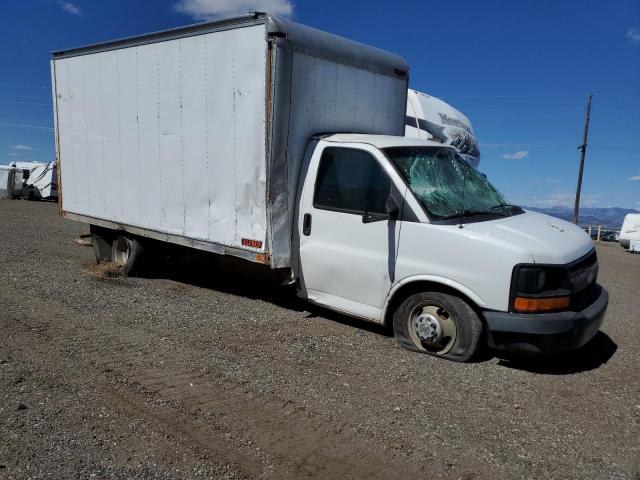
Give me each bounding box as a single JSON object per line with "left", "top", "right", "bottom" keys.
{"left": 393, "top": 291, "right": 482, "bottom": 362}
{"left": 111, "top": 234, "right": 144, "bottom": 276}
{"left": 90, "top": 225, "right": 114, "bottom": 262}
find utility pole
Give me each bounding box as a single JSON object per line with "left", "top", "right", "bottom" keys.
{"left": 573, "top": 93, "right": 593, "bottom": 224}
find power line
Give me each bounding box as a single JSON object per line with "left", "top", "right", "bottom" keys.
{"left": 0, "top": 82, "right": 50, "bottom": 89}
{"left": 471, "top": 113, "right": 586, "bottom": 120}
{"left": 0, "top": 121, "right": 53, "bottom": 132}
{"left": 0, "top": 93, "right": 50, "bottom": 100}
{"left": 441, "top": 93, "right": 639, "bottom": 100}
{"left": 480, "top": 141, "right": 577, "bottom": 148}
{"left": 0, "top": 99, "right": 51, "bottom": 106}
{"left": 443, "top": 93, "right": 591, "bottom": 99}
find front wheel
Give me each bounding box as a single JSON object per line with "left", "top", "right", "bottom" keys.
{"left": 393, "top": 291, "right": 483, "bottom": 362}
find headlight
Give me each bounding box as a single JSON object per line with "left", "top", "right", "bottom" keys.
{"left": 511, "top": 265, "right": 572, "bottom": 313}
{"left": 515, "top": 267, "right": 547, "bottom": 294}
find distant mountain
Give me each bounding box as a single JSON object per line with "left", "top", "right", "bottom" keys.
{"left": 523, "top": 206, "right": 639, "bottom": 228}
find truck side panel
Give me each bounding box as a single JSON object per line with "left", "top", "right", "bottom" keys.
{"left": 53, "top": 24, "right": 268, "bottom": 252}
{"left": 267, "top": 49, "right": 407, "bottom": 268}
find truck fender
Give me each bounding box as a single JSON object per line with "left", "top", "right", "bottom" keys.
{"left": 382, "top": 275, "right": 487, "bottom": 323}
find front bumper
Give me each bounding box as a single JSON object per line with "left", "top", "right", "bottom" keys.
{"left": 483, "top": 284, "right": 608, "bottom": 354}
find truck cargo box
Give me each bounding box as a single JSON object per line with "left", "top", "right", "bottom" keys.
{"left": 51, "top": 13, "right": 408, "bottom": 267}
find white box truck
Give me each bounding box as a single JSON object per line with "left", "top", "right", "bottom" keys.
{"left": 52, "top": 13, "right": 608, "bottom": 361}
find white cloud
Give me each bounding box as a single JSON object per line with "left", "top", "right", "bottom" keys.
{"left": 526, "top": 190, "right": 600, "bottom": 208}
{"left": 536, "top": 191, "right": 573, "bottom": 207}
{"left": 626, "top": 28, "right": 640, "bottom": 44}
{"left": 12, "top": 144, "right": 33, "bottom": 151}
{"left": 534, "top": 177, "right": 562, "bottom": 186}
{"left": 502, "top": 150, "right": 529, "bottom": 160}
{"left": 174, "top": 0, "right": 293, "bottom": 20}
{"left": 59, "top": 1, "right": 82, "bottom": 16}
{"left": 8, "top": 152, "right": 18, "bottom": 157}
{"left": 579, "top": 194, "right": 602, "bottom": 208}
{"left": 629, "top": 175, "right": 640, "bottom": 181}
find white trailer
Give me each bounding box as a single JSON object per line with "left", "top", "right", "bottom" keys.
{"left": 405, "top": 89, "right": 480, "bottom": 168}
{"left": 52, "top": 14, "right": 607, "bottom": 361}
{"left": 619, "top": 213, "right": 640, "bottom": 249}
{"left": 8, "top": 161, "right": 57, "bottom": 200}
{"left": 0, "top": 165, "right": 17, "bottom": 198}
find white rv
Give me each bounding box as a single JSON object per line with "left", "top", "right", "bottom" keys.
{"left": 0, "top": 165, "right": 18, "bottom": 198}
{"left": 405, "top": 89, "right": 480, "bottom": 168}
{"left": 51, "top": 13, "right": 607, "bottom": 361}
{"left": 619, "top": 213, "right": 640, "bottom": 249}
{"left": 7, "top": 161, "right": 58, "bottom": 200}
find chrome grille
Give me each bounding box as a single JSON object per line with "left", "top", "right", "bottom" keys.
{"left": 569, "top": 250, "right": 598, "bottom": 296}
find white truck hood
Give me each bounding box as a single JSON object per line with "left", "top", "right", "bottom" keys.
{"left": 463, "top": 210, "right": 593, "bottom": 264}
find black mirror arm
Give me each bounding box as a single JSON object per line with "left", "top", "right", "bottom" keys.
{"left": 362, "top": 212, "right": 385, "bottom": 223}
{"left": 362, "top": 205, "right": 399, "bottom": 224}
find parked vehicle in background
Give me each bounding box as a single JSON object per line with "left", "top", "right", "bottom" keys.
{"left": 51, "top": 13, "right": 607, "bottom": 362}
{"left": 619, "top": 213, "right": 640, "bottom": 249}
{"left": 405, "top": 89, "right": 481, "bottom": 168}
{"left": 1, "top": 163, "right": 32, "bottom": 198}
{"left": 5, "top": 161, "right": 58, "bottom": 200}
{"left": 598, "top": 230, "right": 620, "bottom": 242}
{"left": 0, "top": 165, "right": 18, "bottom": 198}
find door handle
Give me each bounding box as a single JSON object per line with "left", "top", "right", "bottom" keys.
{"left": 303, "top": 213, "right": 312, "bottom": 236}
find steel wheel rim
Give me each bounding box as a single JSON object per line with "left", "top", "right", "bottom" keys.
{"left": 407, "top": 302, "right": 457, "bottom": 354}
{"left": 113, "top": 237, "right": 130, "bottom": 267}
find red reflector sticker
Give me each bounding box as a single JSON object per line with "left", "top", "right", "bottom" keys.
{"left": 242, "top": 238, "right": 263, "bottom": 249}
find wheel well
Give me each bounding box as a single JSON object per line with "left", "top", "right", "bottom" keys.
{"left": 383, "top": 281, "right": 483, "bottom": 327}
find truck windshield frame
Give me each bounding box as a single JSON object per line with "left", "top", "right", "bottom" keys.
{"left": 383, "top": 146, "right": 522, "bottom": 224}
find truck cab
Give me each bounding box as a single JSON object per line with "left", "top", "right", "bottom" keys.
{"left": 296, "top": 134, "right": 608, "bottom": 361}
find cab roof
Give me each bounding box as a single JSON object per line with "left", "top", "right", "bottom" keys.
{"left": 320, "top": 134, "right": 453, "bottom": 150}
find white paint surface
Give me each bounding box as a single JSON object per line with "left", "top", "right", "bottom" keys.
{"left": 53, "top": 24, "right": 268, "bottom": 251}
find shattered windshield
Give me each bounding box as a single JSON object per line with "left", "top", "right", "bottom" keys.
{"left": 384, "top": 146, "right": 515, "bottom": 221}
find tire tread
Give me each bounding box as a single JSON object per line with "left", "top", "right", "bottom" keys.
{"left": 393, "top": 291, "right": 482, "bottom": 362}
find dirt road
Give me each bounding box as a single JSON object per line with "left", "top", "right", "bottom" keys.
{"left": 1, "top": 199, "right": 639, "bottom": 479}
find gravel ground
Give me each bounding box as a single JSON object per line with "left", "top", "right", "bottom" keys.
{"left": 0, "top": 199, "right": 639, "bottom": 480}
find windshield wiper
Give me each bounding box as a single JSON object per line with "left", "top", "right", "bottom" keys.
{"left": 489, "top": 203, "right": 523, "bottom": 216}
{"left": 439, "top": 209, "right": 505, "bottom": 221}
{"left": 490, "top": 203, "right": 519, "bottom": 210}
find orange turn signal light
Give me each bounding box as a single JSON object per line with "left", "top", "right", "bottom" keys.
{"left": 514, "top": 296, "right": 570, "bottom": 312}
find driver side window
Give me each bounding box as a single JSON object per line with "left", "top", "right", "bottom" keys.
{"left": 313, "top": 148, "right": 391, "bottom": 215}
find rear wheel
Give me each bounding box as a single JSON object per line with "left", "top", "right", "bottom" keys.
{"left": 393, "top": 291, "right": 482, "bottom": 362}
{"left": 90, "top": 225, "right": 114, "bottom": 262}
{"left": 111, "top": 234, "right": 144, "bottom": 276}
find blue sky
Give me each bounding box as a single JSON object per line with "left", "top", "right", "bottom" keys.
{"left": 1, "top": 0, "right": 638, "bottom": 209}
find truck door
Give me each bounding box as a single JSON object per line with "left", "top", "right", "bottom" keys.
{"left": 297, "top": 143, "right": 410, "bottom": 321}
